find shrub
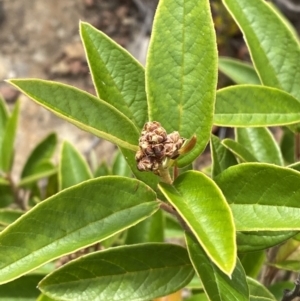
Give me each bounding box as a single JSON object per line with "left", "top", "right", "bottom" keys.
{"left": 1, "top": 0, "right": 300, "bottom": 300}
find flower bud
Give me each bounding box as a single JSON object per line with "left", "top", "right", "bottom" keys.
{"left": 135, "top": 121, "right": 185, "bottom": 173}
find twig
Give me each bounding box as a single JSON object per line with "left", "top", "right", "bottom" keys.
{"left": 281, "top": 273, "right": 300, "bottom": 301}
{"left": 5, "top": 173, "right": 26, "bottom": 210}
{"left": 261, "top": 245, "right": 281, "bottom": 286}
{"left": 158, "top": 167, "right": 173, "bottom": 184}
{"left": 159, "top": 201, "right": 190, "bottom": 232}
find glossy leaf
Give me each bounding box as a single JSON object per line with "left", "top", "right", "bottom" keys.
{"left": 146, "top": 0, "right": 217, "bottom": 166}
{"left": 218, "top": 57, "right": 260, "bottom": 85}
{"left": 120, "top": 147, "right": 160, "bottom": 193}
{"left": 0, "top": 274, "right": 44, "bottom": 301}
{"left": 214, "top": 86, "right": 300, "bottom": 127}
{"left": 0, "top": 101, "right": 20, "bottom": 172}
{"left": 215, "top": 163, "right": 300, "bottom": 231}
{"left": 0, "top": 181, "right": 14, "bottom": 208}
{"left": 94, "top": 161, "right": 110, "bottom": 177}
{"left": 19, "top": 164, "right": 56, "bottom": 187}
{"left": 239, "top": 251, "right": 265, "bottom": 278}
{"left": 159, "top": 171, "right": 236, "bottom": 275}
{"left": 275, "top": 237, "right": 300, "bottom": 263}
{"left": 210, "top": 134, "right": 237, "bottom": 178}
{"left": 21, "top": 133, "right": 57, "bottom": 178}
{"left": 37, "top": 294, "right": 58, "bottom": 301}
{"left": 0, "top": 176, "right": 158, "bottom": 284}
{"left": 268, "top": 281, "right": 294, "bottom": 301}
{"left": 0, "top": 95, "right": 9, "bottom": 140}
{"left": 39, "top": 243, "right": 194, "bottom": 301}
{"left": 44, "top": 173, "right": 59, "bottom": 199}
{"left": 222, "top": 139, "right": 257, "bottom": 162}
{"left": 270, "top": 260, "right": 300, "bottom": 272}
{"left": 281, "top": 127, "right": 295, "bottom": 164}
{"left": 112, "top": 151, "right": 131, "bottom": 177}
{"left": 59, "top": 141, "right": 92, "bottom": 190}
{"left": 80, "top": 22, "right": 147, "bottom": 129}
{"left": 288, "top": 162, "right": 300, "bottom": 172}
{"left": 222, "top": 0, "right": 300, "bottom": 101}
{"left": 0, "top": 209, "right": 23, "bottom": 226}
{"left": 8, "top": 79, "right": 139, "bottom": 152}
{"left": 247, "top": 277, "right": 276, "bottom": 301}
{"left": 165, "top": 215, "right": 184, "bottom": 239}
{"left": 237, "top": 231, "right": 297, "bottom": 253}
{"left": 125, "top": 210, "right": 164, "bottom": 244}
{"left": 236, "top": 128, "right": 283, "bottom": 165}
{"left": 19, "top": 133, "right": 57, "bottom": 187}
{"left": 186, "top": 232, "right": 249, "bottom": 301}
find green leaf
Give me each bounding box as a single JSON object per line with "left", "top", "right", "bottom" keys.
{"left": 8, "top": 79, "right": 139, "bottom": 152}
{"left": 268, "top": 281, "right": 294, "bottom": 301}
{"left": 37, "top": 294, "right": 58, "bottom": 301}
{"left": 59, "top": 141, "right": 92, "bottom": 190}
{"left": 165, "top": 215, "right": 184, "bottom": 240}
{"left": 0, "top": 176, "right": 158, "bottom": 284}
{"left": 94, "top": 161, "right": 110, "bottom": 177}
{"left": 270, "top": 260, "right": 300, "bottom": 272}
{"left": 222, "top": 0, "right": 300, "bottom": 101}
{"left": 218, "top": 57, "right": 260, "bottom": 85}
{"left": 186, "top": 294, "right": 209, "bottom": 301}
{"left": 237, "top": 231, "right": 298, "bottom": 253}
{"left": 159, "top": 171, "right": 236, "bottom": 275}
{"left": 125, "top": 210, "right": 164, "bottom": 244}
{"left": 0, "top": 101, "right": 20, "bottom": 172}
{"left": 80, "top": 22, "right": 147, "bottom": 130}
{"left": 112, "top": 151, "right": 131, "bottom": 177}
{"left": 186, "top": 232, "right": 249, "bottom": 301}
{"left": 214, "top": 86, "right": 300, "bottom": 127}
{"left": 39, "top": 243, "right": 194, "bottom": 301}
{"left": 247, "top": 277, "right": 276, "bottom": 301}
{"left": 0, "top": 274, "right": 44, "bottom": 301}
{"left": 215, "top": 163, "right": 300, "bottom": 231}
{"left": 211, "top": 134, "right": 237, "bottom": 178}
{"left": 239, "top": 251, "right": 265, "bottom": 278}
{"left": 222, "top": 139, "right": 258, "bottom": 162}
{"left": 281, "top": 127, "right": 295, "bottom": 164}
{"left": 146, "top": 0, "right": 217, "bottom": 166}
{"left": 44, "top": 173, "right": 58, "bottom": 198}
{"left": 275, "top": 237, "right": 300, "bottom": 263}
{"left": 0, "top": 181, "right": 14, "bottom": 208}
{"left": 19, "top": 164, "right": 57, "bottom": 187}
{"left": 0, "top": 94, "right": 9, "bottom": 137}
{"left": 236, "top": 128, "right": 283, "bottom": 165}
{"left": 288, "top": 162, "right": 300, "bottom": 172}
{"left": 120, "top": 147, "right": 160, "bottom": 192}
{"left": 21, "top": 133, "right": 57, "bottom": 178}
{"left": 19, "top": 133, "right": 57, "bottom": 187}
{"left": 0, "top": 209, "right": 23, "bottom": 226}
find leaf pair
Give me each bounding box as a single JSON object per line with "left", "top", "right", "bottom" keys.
{"left": 9, "top": 0, "right": 218, "bottom": 170}
{"left": 0, "top": 99, "right": 19, "bottom": 173}
{"left": 216, "top": 0, "right": 300, "bottom": 130}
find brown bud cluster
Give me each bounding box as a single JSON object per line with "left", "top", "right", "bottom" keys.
{"left": 135, "top": 121, "right": 185, "bottom": 173}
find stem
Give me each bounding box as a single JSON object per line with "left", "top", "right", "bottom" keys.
{"left": 159, "top": 167, "right": 173, "bottom": 184}
{"left": 5, "top": 173, "right": 26, "bottom": 210}
{"left": 159, "top": 201, "right": 190, "bottom": 232}
{"left": 281, "top": 273, "right": 300, "bottom": 301}
{"left": 173, "top": 166, "right": 179, "bottom": 180}
{"left": 261, "top": 245, "right": 281, "bottom": 286}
